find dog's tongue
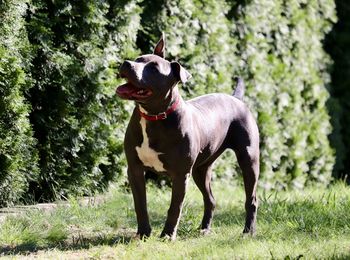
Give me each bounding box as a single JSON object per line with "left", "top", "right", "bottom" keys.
{"left": 116, "top": 83, "right": 138, "bottom": 98}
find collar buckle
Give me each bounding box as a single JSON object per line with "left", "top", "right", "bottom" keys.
{"left": 156, "top": 112, "right": 167, "bottom": 120}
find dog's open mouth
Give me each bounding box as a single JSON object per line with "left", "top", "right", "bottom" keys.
{"left": 116, "top": 82, "right": 152, "bottom": 100}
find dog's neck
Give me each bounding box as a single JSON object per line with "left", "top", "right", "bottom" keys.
{"left": 138, "top": 86, "right": 183, "bottom": 116}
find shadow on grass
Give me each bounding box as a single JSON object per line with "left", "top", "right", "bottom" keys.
{"left": 0, "top": 231, "right": 134, "bottom": 256}
{"left": 330, "top": 254, "right": 350, "bottom": 260}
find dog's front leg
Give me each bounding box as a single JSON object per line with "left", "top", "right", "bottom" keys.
{"left": 160, "top": 173, "right": 190, "bottom": 240}
{"left": 128, "top": 166, "right": 151, "bottom": 239}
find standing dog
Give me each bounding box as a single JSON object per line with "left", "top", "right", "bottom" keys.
{"left": 116, "top": 34, "right": 259, "bottom": 240}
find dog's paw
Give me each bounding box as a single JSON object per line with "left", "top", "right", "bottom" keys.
{"left": 136, "top": 226, "right": 152, "bottom": 240}
{"left": 133, "top": 231, "right": 151, "bottom": 241}
{"left": 199, "top": 228, "right": 211, "bottom": 236}
{"left": 242, "top": 228, "right": 256, "bottom": 238}
{"left": 132, "top": 233, "right": 148, "bottom": 241}
{"left": 131, "top": 233, "right": 143, "bottom": 242}
{"left": 160, "top": 231, "right": 176, "bottom": 241}
{"left": 160, "top": 234, "right": 175, "bottom": 242}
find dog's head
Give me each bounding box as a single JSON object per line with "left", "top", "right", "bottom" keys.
{"left": 116, "top": 34, "right": 191, "bottom": 103}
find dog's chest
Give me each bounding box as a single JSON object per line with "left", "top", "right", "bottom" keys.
{"left": 135, "top": 118, "right": 166, "bottom": 172}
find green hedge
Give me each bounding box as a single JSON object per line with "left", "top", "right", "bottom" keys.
{"left": 231, "top": 0, "right": 336, "bottom": 188}
{"left": 0, "top": 0, "right": 342, "bottom": 205}
{"left": 25, "top": 0, "right": 141, "bottom": 200}
{"left": 0, "top": 0, "right": 39, "bottom": 206}
{"left": 326, "top": 0, "right": 350, "bottom": 179}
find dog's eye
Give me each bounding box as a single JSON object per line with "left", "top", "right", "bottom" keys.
{"left": 135, "top": 57, "right": 145, "bottom": 63}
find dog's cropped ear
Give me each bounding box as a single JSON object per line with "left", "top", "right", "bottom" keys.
{"left": 171, "top": 61, "right": 192, "bottom": 84}
{"left": 153, "top": 33, "right": 166, "bottom": 58}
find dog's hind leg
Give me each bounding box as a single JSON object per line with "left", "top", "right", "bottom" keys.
{"left": 235, "top": 145, "right": 259, "bottom": 235}
{"left": 192, "top": 163, "right": 216, "bottom": 234}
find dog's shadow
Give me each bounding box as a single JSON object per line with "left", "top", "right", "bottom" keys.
{"left": 0, "top": 231, "right": 134, "bottom": 256}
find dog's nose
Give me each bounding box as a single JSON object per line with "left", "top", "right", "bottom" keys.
{"left": 119, "top": 60, "right": 134, "bottom": 78}
{"left": 119, "top": 60, "right": 144, "bottom": 81}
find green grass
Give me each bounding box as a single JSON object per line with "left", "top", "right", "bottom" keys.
{"left": 0, "top": 180, "right": 350, "bottom": 259}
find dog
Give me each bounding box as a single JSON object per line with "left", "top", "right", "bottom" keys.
{"left": 116, "top": 34, "right": 259, "bottom": 240}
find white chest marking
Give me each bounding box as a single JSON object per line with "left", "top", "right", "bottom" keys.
{"left": 136, "top": 118, "right": 165, "bottom": 172}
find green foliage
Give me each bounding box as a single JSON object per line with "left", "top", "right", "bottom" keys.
{"left": 0, "top": 0, "right": 343, "bottom": 205}
{"left": 0, "top": 0, "right": 39, "bottom": 206}
{"left": 25, "top": 0, "right": 142, "bottom": 200}
{"left": 228, "top": 0, "right": 337, "bottom": 188}
{"left": 325, "top": 0, "right": 350, "bottom": 179}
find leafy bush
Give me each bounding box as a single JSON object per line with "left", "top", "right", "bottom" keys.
{"left": 25, "top": 0, "right": 141, "bottom": 200}
{"left": 228, "top": 0, "right": 337, "bottom": 188}
{"left": 0, "top": 0, "right": 39, "bottom": 206}
{"left": 0, "top": 0, "right": 342, "bottom": 206}
{"left": 325, "top": 0, "right": 350, "bottom": 179}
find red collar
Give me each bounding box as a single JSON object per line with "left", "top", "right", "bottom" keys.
{"left": 139, "top": 98, "right": 180, "bottom": 121}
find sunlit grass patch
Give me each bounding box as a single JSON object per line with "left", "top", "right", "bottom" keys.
{"left": 0, "top": 181, "right": 349, "bottom": 259}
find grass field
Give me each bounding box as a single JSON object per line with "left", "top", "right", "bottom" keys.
{"left": 0, "top": 179, "right": 349, "bottom": 259}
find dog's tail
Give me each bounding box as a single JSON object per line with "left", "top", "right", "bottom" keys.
{"left": 233, "top": 77, "right": 245, "bottom": 100}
